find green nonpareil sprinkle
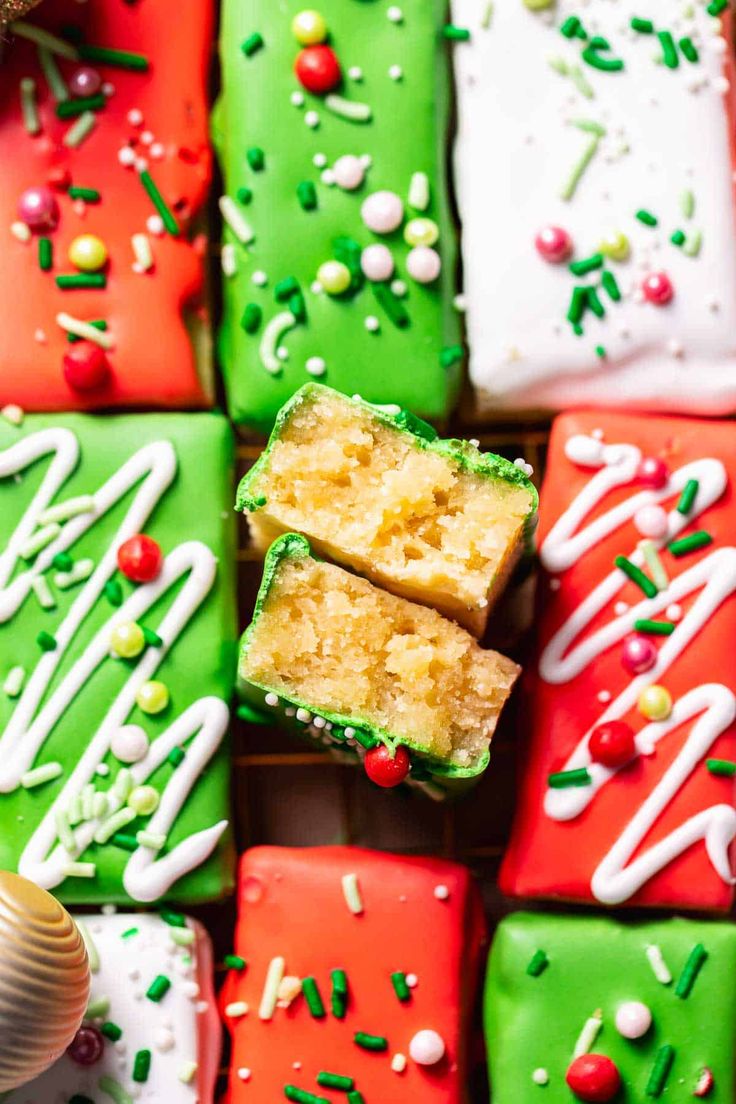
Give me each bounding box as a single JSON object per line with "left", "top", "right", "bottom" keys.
{"left": 354, "top": 1031, "right": 388, "bottom": 1052}
{"left": 78, "top": 43, "right": 149, "bottom": 70}
{"left": 56, "top": 93, "right": 106, "bottom": 119}
{"left": 391, "top": 971, "right": 411, "bottom": 1002}
{"left": 657, "top": 30, "right": 679, "bottom": 69}
{"left": 372, "top": 282, "right": 409, "bottom": 328}
{"left": 69, "top": 186, "right": 101, "bottom": 202}
{"left": 237, "top": 185, "right": 253, "bottom": 204}
{"left": 297, "top": 180, "right": 318, "bottom": 211}
{"left": 146, "top": 975, "right": 171, "bottom": 1002}
{"left": 168, "top": 746, "right": 186, "bottom": 767}
{"left": 569, "top": 253, "right": 603, "bottom": 277}
{"left": 241, "top": 303, "right": 262, "bottom": 334}
{"left": 284, "top": 1089, "right": 329, "bottom": 1104}
{"left": 101, "top": 1021, "right": 123, "bottom": 1041}
{"left": 634, "top": 619, "right": 675, "bottom": 636}
{"left": 104, "top": 578, "right": 123, "bottom": 606}
{"left": 53, "top": 551, "right": 73, "bottom": 570}
{"left": 242, "top": 32, "right": 265, "bottom": 57}
{"left": 582, "top": 36, "right": 624, "bottom": 72}
{"left": 111, "top": 833, "right": 138, "bottom": 852}
{"left": 548, "top": 768, "right": 592, "bottom": 789}
{"left": 614, "top": 555, "right": 658, "bottom": 598}
{"left": 247, "top": 146, "right": 265, "bottom": 171}
{"left": 38, "top": 236, "right": 53, "bottom": 271}
{"left": 677, "top": 478, "right": 699, "bottom": 514}
{"left": 679, "top": 37, "right": 699, "bottom": 63}
{"left": 56, "top": 273, "right": 106, "bottom": 290}
{"left": 302, "top": 976, "right": 326, "bottom": 1018}
{"left": 671, "top": 229, "right": 686, "bottom": 247}
{"left": 675, "top": 943, "right": 707, "bottom": 998}
{"left": 630, "top": 16, "right": 654, "bottom": 33}
{"left": 225, "top": 954, "right": 247, "bottom": 971}
{"left": 707, "top": 758, "right": 736, "bottom": 777}
{"left": 440, "top": 344, "right": 464, "bottom": 369}
{"left": 20, "top": 77, "right": 41, "bottom": 136}
{"left": 317, "top": 1072, "right": 355, "bottom": 1091}
{"left": 98, "top": 1075, "right": 134, "bottom": 1104}
{"left": 560, "top": 15, "right": 584, "bottom": 39}
{"left": 37, "top": 630, "right": 57, "bottom": 651}
{"left": 160, "top": 908, "right": 187, "bottom": 928}
{"left": 645, "top": 1044, "right": 675, "bottom": 1097}
{"left": 670, "top": 528, "right": 713, "bottom": 557}
{"left": 443, "top": 24, "right": 471, "bottom": 40}
{"left": 139, "top": 170, "right": 180, "bottom": 236}
{"left": 133, "top": 1050, "right": 151, "bottom": 1083}
{"left": 600, "top": 270, "right": 621, "bottom": 302}
{"left": 526, "top": 949, "right": 549, "bottom": 977}
{"left": 636, "top": 209, "right": 658, "bottom": 227}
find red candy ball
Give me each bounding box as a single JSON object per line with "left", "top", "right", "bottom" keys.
{"left": 566, "top": 1054, "right": 621, "bottom": 1103}
{"left": 636, "top": 455, "right": 669, "bottom": 489}
{"left": 62, "top": 342, "right": 110, "bottom": 392}
{"left": 621, "top": 633, "right": 657, "bottom": 676}
{"left": 535, "top": 225, "right": 573, "bottom": 264}
{"left": 67, "top": 1024, "right": 104, "bottom": 1067}
{"left": 642, "top": 271, "right": 673, "bottom": 306}
{"left": 294, "top": 44, "right": 342, "bottom": 94}
{"left": 117, "top": 534, "right": 163, "bottom": 584}
{"left": 364, "top": 744, "right": 411, "bottom": 788}
{"left": 589, "top": 720, "right": 636, "bottom": 768}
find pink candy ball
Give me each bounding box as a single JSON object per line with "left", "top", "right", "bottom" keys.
{"left": 642, "top": 271, "right": 674, "bottom": 306}
{"left": 361, "top": 190, "right": 404, "bottom": 234}
{"left": 406, "top": 246, "right": 441, "bottom": 284}
{"left": 615, "top": 1001, "right": 652, "bottom": 1040}
{"left": 361, "top": 244, "right": 394, "bottom": 282}
{"left": 69, "top": 66, "right": 102, "bottom": 98}
{"left": 636, "top": 456, "right": 669, "bottom": 489}
{"left": 333, "top": 154, "right": 365, "bottom": 191}
{"left": 634, "top": 504, "right": 668, "bottom": 539}
{"left": 17, "top": 186, "right": 59, "bottom": 230}
{"left": 621, "top": 634, "right": 656, "bottom": 676}
{"left": 535, "top": 225, "right": 573, "bottom": 264}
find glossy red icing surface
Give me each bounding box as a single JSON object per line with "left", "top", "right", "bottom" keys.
{"left": 0, "top": 0, "right": 212, "bottom": 410}
{"left": 501, "top": 411, "right": 736, "bottom": 911}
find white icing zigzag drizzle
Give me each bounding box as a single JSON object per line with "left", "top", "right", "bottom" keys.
{"left": 539, "top": 433, "right": 736, "bottom": 905}
{"left": 0, "top": 429, "right": 229, "bottom": 903}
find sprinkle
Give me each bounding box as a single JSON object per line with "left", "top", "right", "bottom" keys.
{"left": 112, "top": 768, "right": 133, "bottom": 803}
{"left": 582, "top": 36, "right": 624, "bottom": 72}
{"left": 92, "top": 792, "right": 109, "bottom": 819}
{"left": 391, "top": 1053, "right": 407, "bottom": 1073}
{"left": 646, "top": 944, "right": 672, "bottom": 985}
{"left": 317, "top": 1073, "right": 354, "bottom": 1091}
{"left": 37, "top": 236, "right": 53, "bottom": 272}
{"left": 57, "top": 312, "right": 114, "bottom": 349}
{"left": 372, "top": 281, "right": 409, "bottom": 328}
{"left": 178, "top": 1062, "right": 198, "bottom": 1085}
{"left": 347, "top": 1094, "right": 365, "bottom": 1104}
{"left": 560, "top": 134, "right": 600, "bottom": 201}
{"left": 677, "top": 478, "right": 699, "bottom": 514}
{"left": 3, "top": 666, "right": 25, "bottom": 698}
{"left": 40, "top": 494, "right": 95, "bottom": 525}
{"left": 111, "top": 834, "right": 138, "bottom": 852}
{"left": 136, "top": 830, "right": 166, "bottom": 851}
{"left": 595, "top": 345, "right": 607, "bottom": 359}
{"left": 87, "top": 993, "right": 110, "bottom": 1017}
{"left": 9, "top": 20, "right": 79, "bottom": 60}
{"left": 20, "top": 523, "right": 61, "bottom": 561}
{"left": 56, "top": 93, "right": 106, "bottom": 119}
{"left": 139, "top": 171, "right": 179, "bottom": 236}
{"left": 586, "top": 287, "right": 605, "bottom": 319}
{"left": 638, "top": 540, "right": 669, "bottom": 591}
{"left": 100, "top": 1022, "right": 122, "bottom": 1041}
{"left": 94, "top": 807, "right": 136, "bottom": 845}
{"left": 668, "top": 531, "right": 713, "bottom": 557}
{"left": 56, "top": 273, "right": 107, "bottom": 290}
{"left": 98, "top": 1075, "right": 133, "bottom": 1104}
{"left": 284, "top": 1089, "right": 329, "bottom": 1104}
{"left": 670, "top": 229, "right": 686, "bottom": 247}
{"left": 160, "top": 908, "right": 187, "bottom": 928}
{"left": 10, "top": 221, "right": 31, "bottom": 243}
{"left": 408, "top": 172, "right": 430, "bottom": 211}
{"left": 390, "top": 971, "right": 411, "bottom": 1002}
{"left": 630, "top": 17, "right": 654, "bottom": 33}
{"left": 646, "top": 1044, "right": 675, "bottom": 1098}
{"left": 1, "top": 404, "right": 24, "bottom": 426}
{"left": 569, "top": 253, "right": 603, "bottom": 277}
{"left": 104, "top": 579, "right": 123, "bottom": 606}
{"left": 131, "top": 233, "right": 153, "bottom": 272}
{"left": 168, "top": 746, "right": 186, "bottom": 767}
{"left": 675, "top": 943, "right": 707, "bottom": 999}
{"left": 37, "top": 630, "right": 57, "bottom": 652}
{"left": 683, "top": 230, "right": 703, "bottom": 257}
{"left": 225, "top": 1001, "right": 249, "bottom": 1019}
{"left": 681, "top": 190, "right": 695, "bottom": 219}
{"left": 600, "top": 269, "right": 621, "bottom": 302}
{"left": 440, "top": 345, "right": 464, "bottom": 369}
{"left": 146, "top": 975, "right": 171, "bottom": 1003}
{"left": 548, "top": 768, "right": 592, "bottom": 788}
{"left": 246, "top": 146, "right": 265, "bottom": 171}
{"left": 242, "top": 33, "right": 265, "bottom": 57}
{"left": 560, "top": 16, "right": 584, "bottom": 39}
{"left": 132, "top": 1050, "right": 151, "bottom": 1083}
{"left": 526, "top": 950, "right": 549, "bottom": 977}
{"left": 20, "top": 77, "right": 41, "bottom": 136}
{"left": 707, "top": 0, "right": 728, "bottom": 14}
{"left": 567, "top": 286, "right": 589, "bottom": 327}
{"left": 443, "top": 24, "right": 471, "bottom": 40}
{"left": 302, "top": 976, "right": 326, "bottom": 1018}
{"left": 31, "top": 576, "right": 56, "bottom": 611}
{"left": 354, "top": 1032, "right": 388, "bottom": 1052}
{"left": 62, "top": 861, "right": 96, "bottom": 879}
{"left": 260, "top": 956, "right": 285, "bottom": 1020}
{"left": 324, "top": 94, "right": 372, "bottom": 123}
{"left": 573, "top": 1009, "right": 603, "bottom": 1058}
{"left": 331, "top": 968, "right": 348, "bottom": 1019}
{"left": 633, "top": 619, "right": 674, "bottom": 636}
{"left": 225, "top": 954, "right": 247, "bottom": 971}
{"left": 297, "top": 181, "right": 318, "bottom": 211}
{"left": 614, "top": 555, "right": 658, "bottom": 598}
{"left": 78, "top": 44, "right": 149, "bottom": 71}
{"left": 481, "top": 2, "right": 494, "bottom": 28}
{"left": 532, "top": 1069, "right": 550, "bottom": 1086}
{"left": 342, "top": 872, "right": 364, "bottom": 915}
{"left": 636, "top": 209, "right": 659, "bottom": 227}
{"left": 657, "top": 30, "right": 679, "bottom": 69}
{"left": 38, "top": 45, "right": 69, "bottom": 101}
{"left": 21, "top": 762, "right": 63, "bottom": 789}
{"left": 706, "top": 758, "right": 736, "bottom": 777}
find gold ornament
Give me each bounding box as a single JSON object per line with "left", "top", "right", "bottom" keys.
{"left": 1, "top": 0, "right": 44, "bottom": 23}
{"left": 0, "top": 871, "right": 90, "bottom": 1092}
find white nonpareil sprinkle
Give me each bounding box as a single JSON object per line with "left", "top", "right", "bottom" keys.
{"left": 295, "top": 708, "right": 312, "bottom": 723}
{"left": 265, "top": 692, "right": 279, "bottom": 707}
{"left": 389, "top": 65, "right": 403, "bottom": 81}
{"left": 405, "top": 973, "right": 418, "bottom": 988}
{"left": 391, "top": 1053, "right": 407, "bottom": 1073}
{"left": 387, "top": 6, "right": 403, "bottom": 22}
{"left": 305, "top": 110, "right": 320, "bottom": 128}
{"left": 513, "top": 457, "right": 534, "bottom": 477}
{"left": 252, "top": 270, "right": 268, "bottom": 287}
{"left": 118, "top": 146, "right": 136, "bottom": 167}
{"left": 646, "top": 944, "right": 673, "bottom": 985}
{"left": 341, "top": 872, "right": 364, "bottom": 915}
{"left": 291, "top": 91, "right": 305, "bottom": 107}
{"left": 364, "top": 315, "right": 380, "bottom": 332}
{"left": 532, "top": 1068, "right": 550, "bottom": 1086}
{"left": 146, "top": 214, "right": 165, "bottom": 236}
{"left": 433, "top": 884, "right": 450, "bottom": 901}
{"left": 10, "top": 221, "right": 31, "bottom": 243}
{"left": 237, "top": 1068, "right": 252, "bottom": 1082}
{"left": 1, "top": 404, "right": 24, "bottom": 426}
{"left": 178, "top": 1061, "right": 198, "bottom": 1084}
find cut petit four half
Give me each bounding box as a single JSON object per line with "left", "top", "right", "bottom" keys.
{"left": 237, "top": 384, "right": 537, "bottom": 636}
{"left": 220, "top": 845, "right": 486, "bottom": 1103}
{"left": 239, "top": 533, "right": 520, "bottom": 790}
{"left": 214, "top": 0, "right": 462, "bottom": 429}
{"left": 1, "top": 1, "right": 214, "bottom": 410}
{"left": 0, "top": 412, "right": 236, "bottom": 905}
{"left": 452, "top": 0, "right": 736, "bottom": 417}
{"left": 501, "top": 411, "right": 736, "bottom": 911}
{"left": 5, "top": 911, "right": 220, "bottom": 1103}
{"left": 485, "top": 911, "right": 736, "bottom": 1103}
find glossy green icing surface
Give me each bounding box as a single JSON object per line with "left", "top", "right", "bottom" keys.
{"left": 214, "top": 0, "right": 462, "bottom": 430}
{"left": 485, "top": 911, "right": 736, "bottom": 1102}
{"left": 0, "top": 413, "right": 236, "bottom": 905}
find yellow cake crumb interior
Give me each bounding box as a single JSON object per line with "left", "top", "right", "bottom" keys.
{"left": 242, "top": 555, "right": 520, "bottom": 769}
{"left": 247, "top": 389, "right": 534, "bottom": 632}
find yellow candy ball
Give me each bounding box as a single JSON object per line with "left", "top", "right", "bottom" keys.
{"left": 404, "top": 217, "right": 439, "bottom": 248}
{"left": 638, "top": 684, "right": 673, "bottom": 721}
{"left": 292, "top": 9, "right": 328, "bottom": 45}
{"left": 110, "top": 622, "right": 145, "bottom": 659}
{"left": 136, "top": 680, "right": 169, "bottom": 715}
{"left": 317, "top": 260, "right": 351, "bottom": 296}
{"left": 127, "top": 784, "right": 160, "bottom": 817}
{"left": 68, "top": 234, "right": 108, "bottom": 273}
{"left": 600, "top": 230, "right": 630, "bottom": 262}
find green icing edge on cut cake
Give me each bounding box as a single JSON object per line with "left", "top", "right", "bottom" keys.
{"left": 238, "top": 532, "right": 488, "bottom": 791}
{"left": 0, "top": 412, "right": 237, "bottom": 905}
{"left": 213, "top": 0, "right": 462, "bottom": 430}
{"left": 485, "top": 911, "right": 736, "bottom": 1102}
